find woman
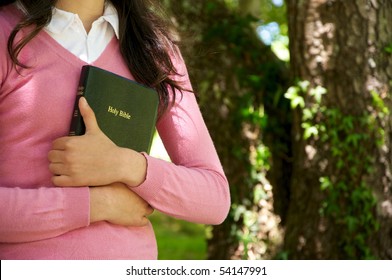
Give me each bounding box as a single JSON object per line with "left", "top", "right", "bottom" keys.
{"left": 0, "top": 0, "right": 230, "bottom": 259}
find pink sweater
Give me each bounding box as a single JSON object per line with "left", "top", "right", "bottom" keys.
{"left": 0, "top": 4, "right": 230, "bottom": 259}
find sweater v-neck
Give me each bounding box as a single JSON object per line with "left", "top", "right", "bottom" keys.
{"left": 38, "top": 31, "right": 119, "bottom": 67}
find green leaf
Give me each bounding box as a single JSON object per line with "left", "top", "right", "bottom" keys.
{"left": 285, "top": 86, "right": 305, "bottom": 108}
{"left": 346, "top": 216, "right": 358, "bottom": 233}
{"left": 384, "top": 43, "right": 392, "bottom": 54}
{"left": 303, "top": 125, "right": 318, "bottom": 139}
{"left": 298, "top": 80, "right": 310, "bottom": 92}
{"left": 302, "top": 108, "right": 313, "bottom": 121}
{"left": 320, "top": 177, "right": 331, "bottom": 191}
{"left": 292, "top": 96, "right": 305, "bottom": 109}
{"left": 284, "top": 86, "right": 299, "bottom": 100}
{"left": 310, "top": 85, "right": 327, "bottom": 103}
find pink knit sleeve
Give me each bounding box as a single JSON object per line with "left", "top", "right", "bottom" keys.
{"left": 132, "top": 51, "right": 231, "bottom": 225}
{"left": 0, "top": 187, "right": 90, "bottom": 243}
{"left": 0, "top": 24, "right": 90, "bottom": 243}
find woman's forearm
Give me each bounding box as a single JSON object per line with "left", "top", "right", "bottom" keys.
{"left": 89, "top": 183, "right": 153, "bottom": 226}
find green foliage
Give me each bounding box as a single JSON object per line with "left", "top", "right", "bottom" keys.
{"left": 164, "top": 0, "right": 288, "bottom": 259}
{"left": 150, "top": 211, "right": 207, "bottom": 260}
{"left": 230, "top": 141, "right": 274, "bottom": 259}
{"left": 284, "top": 85, "right": 305, "bottom": 109}
{"left": 259, "top": 0, "right": 287, "bottom": 26}
{"left": 195, "top": 0, "right": 288, "bottom": 259}
{"left": 318, "top": 110, "right": 380, "bottom": 259}
{"left": 285, "top": 81, "right": 383, "bottom": 259}
{"left": 384, "top": 43, "right": 392, "bottom": 54}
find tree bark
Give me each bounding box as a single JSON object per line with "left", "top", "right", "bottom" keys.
{"left": 285, "top": 0, "right": 392, "bottom": 259}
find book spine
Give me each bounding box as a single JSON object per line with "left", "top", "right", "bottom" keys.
{"left": 69, "top": 66, "right": 89, "bottom": 136}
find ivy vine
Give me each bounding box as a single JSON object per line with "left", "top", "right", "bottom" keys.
{"left": 285, "top": 81, "right": 384, "bottom": 259}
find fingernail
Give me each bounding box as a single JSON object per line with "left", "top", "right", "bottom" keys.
{"left": 80, "top": 97, "right": 89, "bottom": 106}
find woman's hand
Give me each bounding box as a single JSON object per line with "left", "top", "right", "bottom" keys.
{"left": 48, "top": 97, "right": 147, "bottom": 187}
{"left": 90, "top": 182, "right": 154, "bottom": 227}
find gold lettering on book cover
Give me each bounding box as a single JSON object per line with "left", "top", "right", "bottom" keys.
{"left": 108, "top": 106, "right": 132, "bottom": 120}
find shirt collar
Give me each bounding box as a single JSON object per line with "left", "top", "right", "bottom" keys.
{"left": 101, "top": 3, "right": 119, "bottom": 39}
{"left": 44, "top": 2, "right": 119, "bottom": 39}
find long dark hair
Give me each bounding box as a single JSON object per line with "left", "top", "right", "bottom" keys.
{"left": 2, "top": 0, "right": 184, "bottom": 115}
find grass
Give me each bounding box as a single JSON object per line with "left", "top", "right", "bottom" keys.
{"left": 150, "top": 211, "right": 207, "bottom": 260}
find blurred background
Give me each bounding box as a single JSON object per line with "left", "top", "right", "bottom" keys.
{"left": 150, "top": 0, "right": 392, "bottom": 260}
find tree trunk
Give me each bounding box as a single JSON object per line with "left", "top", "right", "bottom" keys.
{"left": 285, "top": 0, "right": 392, "bottom": 259}
{"left": 163, "top": 0, "right": 289, "bottom": 259}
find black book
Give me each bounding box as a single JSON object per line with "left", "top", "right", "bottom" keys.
{"left": 69, "top": 65, "right": 159, "bottom": 153}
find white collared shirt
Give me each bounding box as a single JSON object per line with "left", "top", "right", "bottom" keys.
{"left": 29, "top": 2, "right": 120, "bottom": 63}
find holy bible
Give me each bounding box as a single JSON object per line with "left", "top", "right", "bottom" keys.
{"left": 69, "top": 65, "right": 159, "bottom": 153}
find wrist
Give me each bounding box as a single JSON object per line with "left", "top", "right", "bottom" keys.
{"left": 89, "top": 186, "right": 110, "bottom": 223}
{"left": 118, "top": 148, "right": 147, "bottom": 187}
